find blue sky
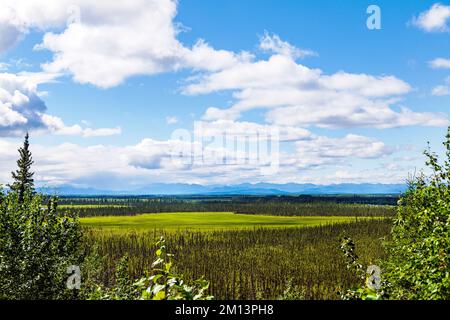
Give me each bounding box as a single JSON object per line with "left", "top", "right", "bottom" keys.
{"left": 0, "top": 0, "right": 449, "bottom": 190}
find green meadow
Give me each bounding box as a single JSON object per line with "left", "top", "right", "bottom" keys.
{"left": 80, "top": 212, "right": 372, "bottom": 232}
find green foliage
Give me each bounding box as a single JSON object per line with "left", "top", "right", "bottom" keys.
{"left": 140, "top": 237, "right": 213, "bottom": 300}
{"left": 87, "top": 255, "right": 138, "bottom": 300}
{"left": 0, "top": 190, "right": 82, "bottom": 299}
{"left": 383, "top": 129, "right": 450, "bottom": 300}
{"left": 338, "top": 237, "right": 385, "bottom": 300}
{"left": 8, "top": 133, "right": 34, "bottom": 203}
{"left": 278, "top": 279, "right": 305, "bottom": 300}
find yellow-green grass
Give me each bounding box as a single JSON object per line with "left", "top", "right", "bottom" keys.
{"left": 81, "top": 212, "right": 375, "bottom": 233}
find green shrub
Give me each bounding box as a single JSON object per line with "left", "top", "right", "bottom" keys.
{"left": 338, "top": 236, "right": 385, "bottom": 300}
{"left": 382, "top": 130, "right": 450, "bottom": 300}
{"left": 0, "top": 190, "right": 82, "bottom": 299}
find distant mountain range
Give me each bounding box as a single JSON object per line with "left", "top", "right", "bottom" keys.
{"left": 38, "top": 182, "right": 407, "bottom": 196}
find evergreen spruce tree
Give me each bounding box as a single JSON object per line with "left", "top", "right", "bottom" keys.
{"left": 8, "top": 133, "right": 34, "bottom": 203}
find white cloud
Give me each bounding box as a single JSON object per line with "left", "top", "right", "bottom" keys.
{"left": 184, "top": 39, "right": 254, "bottom": 72}
{"left": 196, "top": 120, "right": 311, "bottom": 142}
{"left": 295, "top": 134, "right": 392, "bottom": 160}
{"left": 0, "top": 1, "right": 436, "bottom": 187}
{"left": 185, "top": 43, "right": 445, "bottom": 129}
{"left": 0, "top": 72, "right": 121, "bottom": 137}
{"left": 184, "top": 54, "right": 321, "bottom": 95}
{"left": 430, "top": 58, "right": 450, "bottom": 69}
{"left": 82, "top": 127, "right": 122, "bottom": 137}
{"left": 412, "top": 3, "right": 450, "bottom": 32}
{"left": 166, "top": 116, "right": 179, "bottom": 125}
{"left": 319, "top": 72, "right": 411, "bottom": 97}
{"left": 41, "top": 114, "right": 122, "bottom": 137}
{"left": 259, "top": 32, "right": 317, "bottom": 59}
{"left": 323, "top": 169, "right": 407, "bottom": 184}
{"left": 0, "top": 130, "right": 403, "bottom": 189}
{"left": 0, "top": 72, "right": 48, "bottom": 135}
{"left": 0, "top": 115, "right": 400, "bottom": 188}
{"left": 0, "top": 136, "right": 266, "bottom": 188}
{"left": 2, "top": 1, "right": 443, "bottom": 131}
{"left": 429, "top": 59, "right": 450, "bottom": 97}
{"left": 432, "top": 85, "right": 450, "bottom": 96}
{"left": 0, "top": 0, "right": 252, "bottom": 88}
{"left": 202, "top": 107, "right": 241, "bottom": 122}
{"left": 265, "top": 103, "right": 447, "bottom": 129}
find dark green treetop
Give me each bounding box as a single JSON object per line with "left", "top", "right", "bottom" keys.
{"left": 8, "top": 133, "right": 35, "bottom": 202}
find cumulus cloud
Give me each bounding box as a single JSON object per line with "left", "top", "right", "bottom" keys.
{"left": 0, "top": 0, "right": 252, "bottom": 88}
{"left": 0, "top": 130, "right": 402, "bottom": 189}
{"left": 265, "top": 103, "right": 447, "bottom": 129}
{"left": 259, "top": 32, "right": 317, "bottom": 59}
{"left": 412, "top": 3, "right": 450, "bottom": 32}
{"left": 319, "top": 72, "right": 411, "bottom": 97}
{"left": 185, "top": 54, "right": 321, "bottom": 95}
{"left": 195, "top": 120, "right": 311, "bottom": 142}
{"left": 0, "top": 136, "right": 262, "bottom": 188}
{"left": 0, "top": 72, "right": 49, "bottom": 135}
{"left": 295, "top": 134, "right": 392, "bottom": 160}
{"left": 429, "top": 59, "right": 450, "bottom": 97}
{"left": 185, "top": 44, "right": 445, "bottom": 129}
{"left": 432, "top": 85, "right": 450, "bottom": 96}
{"left": 2, "top": 1, "right": 444, "bottom": 131}
{"left": 0, "top": 72, "right": 121, "bottom": 137}
{"left": 184, "top": 39, "right": 253, "bottom": 72}
{"left": 0, "top": 1, "right": 442, "bottom": 187}
{"left": 127, "top": 139, "right": 179, "bottom": 170}
{"left": 41, "top": 114, "right": 122, "bottom": 137}
{"left": 430, "top": 58, "right": 450, "bottom": 69}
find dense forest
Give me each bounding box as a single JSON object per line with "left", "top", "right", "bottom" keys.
{"left": 57, "top": 195, "right": 398, "bottom": 217}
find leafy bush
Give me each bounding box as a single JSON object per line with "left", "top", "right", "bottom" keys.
{"left": 382, "top": 130, "right": 450, "bottom": 300}
{"left": 0, "top": 190, "right": 82, "bottom": 299}
{"left": 338, "top": 236, "right": 385, "bottom": 300}
{"left": 341, "top": 129, "right": 450, "bottom": 300}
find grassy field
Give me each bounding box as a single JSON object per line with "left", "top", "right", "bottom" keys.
{"left": 80, "top": 212, "right": 373, "bottom": 232}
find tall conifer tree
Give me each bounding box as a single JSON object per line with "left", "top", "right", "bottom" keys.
{"left": 8, "top": 133, "right": 34, "bottom": 203}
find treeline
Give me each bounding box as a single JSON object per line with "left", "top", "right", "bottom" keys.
{"left": 234, "top": 202, "right": 394, "bottom": 217}
{"left": 58, "top": 194, "right": 400, "bottom": 205}
{"left": 61, "top": 201, "right": 395, "bottom": 217}
{"left": 57, "top": 195, "right": 397, "bottom": 217}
